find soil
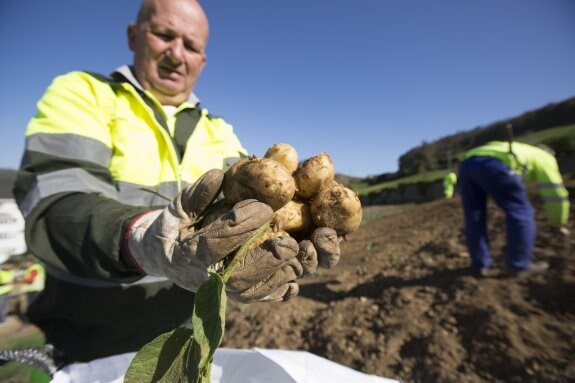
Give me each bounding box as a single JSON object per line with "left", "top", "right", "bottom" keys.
{"left": 1, "top": 178, "right": 573, "bottom": 383}
{"left": 221, "top": 177, "right": 575, "bottom": 383}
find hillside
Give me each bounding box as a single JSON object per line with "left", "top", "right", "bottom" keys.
{"left": 363, "top": 95, "right": 575, "bottom": 185}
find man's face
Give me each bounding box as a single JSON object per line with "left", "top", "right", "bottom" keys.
{"left": 128, "top": 0, "right": 208, "bottom": 106}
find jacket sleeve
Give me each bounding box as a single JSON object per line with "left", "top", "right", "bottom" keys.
{"left": 532, "top": 153, "right": 569, "bottom": 227}
{"left": 13, "top": 72, "right": 149, "bottom": 282}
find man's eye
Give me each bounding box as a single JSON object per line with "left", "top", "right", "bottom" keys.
{"left": 184, "top": 43, "right": 199, "bottom": 53}
{"left": 152, "top": 31, "right": 173, "bottom": 41}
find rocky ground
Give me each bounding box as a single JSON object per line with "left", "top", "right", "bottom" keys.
{"left": 222, "top": 177, "right": 575, "bottom": 383}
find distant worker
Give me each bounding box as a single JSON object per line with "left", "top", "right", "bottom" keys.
{"left": 18, "top": 260, "right": 45, "bottom": 308}
{"left": 0, "top": 262, "right": 16, "bottom": 323}
{"left": 458, "top": 141, "right": 569, "bottom": 277}
{"left": 443, "top": 171, "right": 457, "bottom": 199}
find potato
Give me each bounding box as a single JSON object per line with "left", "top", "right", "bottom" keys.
{"left": 223, "top": 156, "right": 296, "bottom": 211}
{"left": 264, "top": 143, "right": 299, "bottom": 174}
{"left": 293, "top": 152, "right": 334, "bottom": 199}
{"left": 311, "top": 182, "right": 362, "bottom": 235}
{"left": 272, "top": 199, "right": 312, "bottom": 233}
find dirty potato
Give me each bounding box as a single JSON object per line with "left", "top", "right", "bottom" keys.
{"left": 311, "top": 182, "right": 362, "bottom": 235}
{"left": 223, "top": 157, "right": 296, "bottom": 211}
{"left": 264, "top": 143, "right": 299, "bottom": 174}
{"left": 293, "top": 152, "right": 334, "bottom": 199}
{"left": 272, "top": 199, "right": 313, "bottom": 234}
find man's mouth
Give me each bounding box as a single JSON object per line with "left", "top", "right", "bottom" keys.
{"left": 158, "top": 65, "right": 182, "bottom": 78}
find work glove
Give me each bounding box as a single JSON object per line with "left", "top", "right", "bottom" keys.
{"left": 296, "top": 228, "right": 341, "bottom": 275}
{"left": 126, "top": 169, "right": 304, "bottom": 302}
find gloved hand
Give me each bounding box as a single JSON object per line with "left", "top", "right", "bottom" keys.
{"left": 226, "top": 234, "right": 303, "bottom": 302}
{"left": 127, "top": 169, "right": 272, "bottom": 291}
{"left": 126, "top": 169, "right": 300, "bottom": 301}
{"left": 223, "top": 227, "right": 340, "bottom": 302}
{"left": 296, "top": 227, "right": 341, "bottom": 275}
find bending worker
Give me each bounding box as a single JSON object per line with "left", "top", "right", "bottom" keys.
{"left": 12, "top": 0, "right": 340, "bottom": 379}
{"left": 458, "top": 140, "right": 569, "bottom": 277}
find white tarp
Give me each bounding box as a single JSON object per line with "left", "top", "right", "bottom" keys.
{"left": 211, "top": 348, "right": 400, "bottom": 383}
{"left": 51, "top": 348, "right": 401, "bottom": 383}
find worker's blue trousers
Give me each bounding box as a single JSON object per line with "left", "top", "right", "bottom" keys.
{"left": 458, "top": 156, "right": 535, "bottom": 271}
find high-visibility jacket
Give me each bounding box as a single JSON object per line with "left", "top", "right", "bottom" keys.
{"left": 20, "top": 263, "right": 45, "bottom": 293}
{"left": 443, "top": 171, "right": 457, "bottom": 199}
{"left": 12, "top": 66, "right": 247, "bottom": 362}
{"left": 0, "top": 269, "right": 15, "bottom": 295}
{"left": 465, "top": 141, "right": 569, "bottom": 226}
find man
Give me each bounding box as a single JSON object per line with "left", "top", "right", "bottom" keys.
{"left": 12, "top": 0, "right": 340, "bottom": 378}
{"left": 17, "top": 260, "right": 46, "bottom": 312}
{"left": 458, "top": 141, "right": 569, "bottom": 277}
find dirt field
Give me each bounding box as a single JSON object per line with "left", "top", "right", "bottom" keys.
{"left": 1, "top": 178, "right": 573, "bottom": 383}
{"left": 222, "top": 177, "right": 575, "bottom": 383}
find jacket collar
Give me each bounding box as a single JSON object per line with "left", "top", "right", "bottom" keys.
{"left": 113, "top": 65, "right": 200, "bottom": 106}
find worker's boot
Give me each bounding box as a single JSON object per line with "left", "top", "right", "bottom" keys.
{"left": 508, "top": 261, "right": 549, "bottom": 278}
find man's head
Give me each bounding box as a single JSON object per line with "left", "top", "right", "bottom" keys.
{"left": 128, "top": 0, "right": 209, "bottom": 106}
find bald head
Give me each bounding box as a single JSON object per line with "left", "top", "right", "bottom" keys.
{"left": 128, "top": 0, "right": 210, "bottom": 105}
{"left": 137, "top": 0, "right": 209, "bottom": 34}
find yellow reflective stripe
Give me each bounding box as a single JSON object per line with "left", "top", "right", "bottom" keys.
{"left": 27, "top": 133, "right": 112, "bottom": 166}
{"left": 20, "top": 168, "right": 118, "bottom": 217}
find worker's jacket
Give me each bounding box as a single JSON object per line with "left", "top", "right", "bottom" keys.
{"left": 20, "top": 263, "right": 45, "bottom": 293}
{"left": 12, "top": 66, "right": 247, "bottom": 362}
{"left": 465, "top": 141, "right": 569, "bottom": 226}
{"left": 0, "top": 269, "right": 15, "bottom": 295}
{"left": 443, "top": 172, "right": 457, "bottom": 198}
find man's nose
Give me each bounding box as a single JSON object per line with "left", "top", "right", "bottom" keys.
{"left": 166, "top": 38, "right": 185, "bottom": 64}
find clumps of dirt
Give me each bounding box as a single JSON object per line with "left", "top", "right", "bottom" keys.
{"left": 222, "top": 178, "right": 575, "bottom": 383}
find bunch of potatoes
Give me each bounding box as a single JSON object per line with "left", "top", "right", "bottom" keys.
{"left": 219, "top": 143, "right": 363, "bottom": 244}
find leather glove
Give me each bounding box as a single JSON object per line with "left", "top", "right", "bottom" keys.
{"left": 226, "top": 234, "right": 303, "bottom": 303}
{"left": 224, "top": 228, "right": 340, "bottom": 302}
{"left": 126, "top": 169, "right": 273, "bottom": 293}
{"left": 296, "top": 227, "right": 341, "bottom": 275}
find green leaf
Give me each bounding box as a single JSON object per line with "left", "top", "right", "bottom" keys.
{"left": 124, "top": 327, "right": 194, "bottom": 383}
{"left": 124, "top": 222, "right": 271, "bottom": 383}
{"left": 189, "top": 272, "right": 227, "bottom": 382}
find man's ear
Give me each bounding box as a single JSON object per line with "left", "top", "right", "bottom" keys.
{"left": 127, "top": 23, "right": 137, "bottom": 52}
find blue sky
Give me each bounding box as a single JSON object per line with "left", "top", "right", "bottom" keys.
{"left": 1, "top": 1, "right": 574, "bottom": 177}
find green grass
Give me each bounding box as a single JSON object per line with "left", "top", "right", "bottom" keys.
{"left": 515, "top": 123, "right": 575, "bottom": 147}
{"left": 354, "top": 169, "right": 448, "bottom": 196}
